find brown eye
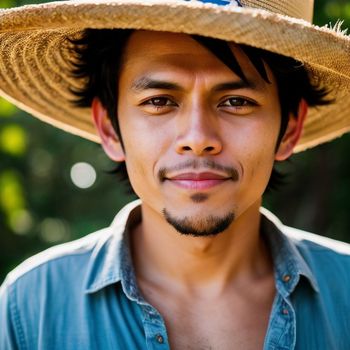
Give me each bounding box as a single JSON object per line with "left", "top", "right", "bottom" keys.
{"left": 140, "top": 96, "right": 178, "bottom": 114}
{"left": 218, "top": 96, "right": 258, "bottom": 116}
{"left": 227, "top": 98, "right": 249, "bottom": 106}
{"left": 224, "top": 97, "right": 251, "bottom": 107}
{"left": 219, "top": 97, "right": 256, "bottom": 108}
{"left": 141, "top": 97, "right": 177, "bottom": 109}
{"left": 149, "top": 97, "right": 171, "bottom": 106}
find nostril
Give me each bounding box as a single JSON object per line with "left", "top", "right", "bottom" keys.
{"left": 180, "top": 145, "right": 216, "bottom": 153}
{"left": 205, "top": 146, "right": 215, "bottom": 152}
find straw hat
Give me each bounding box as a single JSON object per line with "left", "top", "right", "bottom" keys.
{"left": 0, "top": 0, "right": 349, "bottom": 152}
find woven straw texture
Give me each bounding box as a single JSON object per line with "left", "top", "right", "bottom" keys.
{"left": 0, "top": 0, "right": 349, "bottom": 152}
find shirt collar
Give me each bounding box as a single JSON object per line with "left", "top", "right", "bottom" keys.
{"left": 84, "top": 199, "right": 141, "bottom": 294}
{"left": 84, "top": 200, "right": 319, "bottom": 296}
{"left": 260, "top": 207, "right": 319, "bottom": 296}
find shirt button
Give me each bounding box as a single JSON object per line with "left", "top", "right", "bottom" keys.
{"left": 282, "top": 308, "right": 289, "bottom": 315}
{"left": 156, "top": 334, "right": 164, "bottom": 344}
{"left": 283, "top": 274, "right": 291, "bottom": 283}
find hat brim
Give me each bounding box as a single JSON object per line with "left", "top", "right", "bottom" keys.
{"left": 0, "top": 0, "right": 350, "bottom": 152}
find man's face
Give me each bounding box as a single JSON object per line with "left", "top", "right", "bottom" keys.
{"left": 114, "top": 31, "right": 286, "bottom": 235}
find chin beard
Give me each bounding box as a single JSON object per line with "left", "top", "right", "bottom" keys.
{"left": 162, "top": 209, "right": 235, "bottom": 237}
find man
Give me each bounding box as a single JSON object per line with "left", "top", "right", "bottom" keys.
{"left": 1, "top": 0, "right": 350, "bottom": 349}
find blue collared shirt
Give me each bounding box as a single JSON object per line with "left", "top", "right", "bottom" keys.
{"left": 1, "top": 200, "right": 350, "bottom": 349}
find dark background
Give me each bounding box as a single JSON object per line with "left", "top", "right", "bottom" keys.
{"left": 1, "top": 0, "right": 350, "bottom": 283}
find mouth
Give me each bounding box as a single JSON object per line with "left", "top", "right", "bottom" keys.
{"left": 165, "top": 172, "right": 232, "bottom": 190}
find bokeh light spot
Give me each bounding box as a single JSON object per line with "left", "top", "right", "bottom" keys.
{"left": 29, "top": 149, "right": 54, "bottom": 178}
{"left": 0, "top": 125, "right": 27, "bottom": 156}
{"left": 39, "top": 218, "right": 70, "bottom": 243}
{"left": 9, "top": 209, "right": 34, "bottom": 235}
{"left": 70, "top": 162, "right": 97, "bottom": 189}
{"left": 0, "top": 171, "right": 25, "bottom": 213}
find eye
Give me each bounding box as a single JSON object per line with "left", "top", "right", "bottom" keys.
{"left": 218, "top": 96, "right": 258, "bottom": 115}
{"left": 142, "top": 97, "right": 177, "bottom": 108}
{"left": 219, "top": 97, "right": 256, "bottom": 108}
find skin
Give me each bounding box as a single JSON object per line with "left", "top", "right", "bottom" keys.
{"left": 92, "top": 31, "right": 307, "bottom": 349}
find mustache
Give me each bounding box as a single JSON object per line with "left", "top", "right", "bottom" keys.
{"left": 158, "top": 159, "right": 239, "bottom": 182}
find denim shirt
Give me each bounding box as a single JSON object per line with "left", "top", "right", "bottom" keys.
{"left": 1, "top": 200, "right": 350, "bottom": 350}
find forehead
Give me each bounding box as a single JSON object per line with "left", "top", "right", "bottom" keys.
{"left": 123, "top": 31, "right": 222, "bottom": 60}
{"left": 120, "top": 30, "right": 270, "bottom": 85}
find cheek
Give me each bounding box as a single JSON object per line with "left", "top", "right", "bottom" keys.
{"left": 228, "top": 117, "right": 279, "bottom": 189}
{"left": 243, "top": 132, "right": 278, "bottom": 190}
{"left": 118, "top": 112, "right": 172, "bottom": 196}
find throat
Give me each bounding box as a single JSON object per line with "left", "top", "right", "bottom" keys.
{"left": 132, "top": 200, "right": 271, "bottom": 292}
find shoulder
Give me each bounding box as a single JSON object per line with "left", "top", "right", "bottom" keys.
{"left": 1, "top": 199, "right": 140, "bottom": 297}
{"left": 1, "top": 226, "right": 112, "bottom": 292}
{"left": 261, "top": 207, "right": 350, "bottom": 291}
{"left": 282, "top": 224, "right": 350, "bottom": 257}
{"left": 282, "top": 225, "right": 350, "bottom": 283}
{"left": 0, "top": 226, "right": 115, "bottom": 348}
{"left": 261, "top": 207, "right": 350, "bottom": 258}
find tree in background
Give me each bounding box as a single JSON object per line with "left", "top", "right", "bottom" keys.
{"left": 1, "top": 0, "right": 350, "bottom": 283}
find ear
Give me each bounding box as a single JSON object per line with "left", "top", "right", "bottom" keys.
{"left": 91, "top": 97, "right": 125, "bottom": 162}
{"left": 275, "top": 99, "right": 308, "bottom": 161}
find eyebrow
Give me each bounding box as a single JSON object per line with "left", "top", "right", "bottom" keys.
{"left": 131, "top": 77, "right": 183, "bottom": 92}
{"left": 212, "top": 80, "right": 258, "bottom": 92}
{"left": 131, "top": 77, "right": 259, "bottom": 93}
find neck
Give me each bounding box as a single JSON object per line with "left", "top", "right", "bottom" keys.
{"left": 131, "top": 199, "right": 273, "bottom": 297}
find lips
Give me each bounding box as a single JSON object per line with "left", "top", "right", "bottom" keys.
{"left": 170, "top": 172, "right": 228, "bottom": 180}
{"left": 166, "top": 172, "right": 231, "bottom": 190}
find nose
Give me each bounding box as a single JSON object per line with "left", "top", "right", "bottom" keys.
{"left": 175, "top": 106, "right": 223, "bottom": 156}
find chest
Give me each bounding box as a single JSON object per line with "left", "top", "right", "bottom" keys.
{"left": 20, "top": 281, "right": 349, "bottom": 350}
{"left": 144, "top": 286, "right": 275, "bottom": 350}
{"left": 165, "top": 306, "right": 271, "bottom": 350}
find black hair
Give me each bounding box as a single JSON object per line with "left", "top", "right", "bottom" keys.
{"left": 68, "top": 29, "right": 331, "bottom": 193}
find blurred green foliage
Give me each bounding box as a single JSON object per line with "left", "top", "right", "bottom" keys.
{"left": 314, "top": 0, "right": 350, "bottom": 27}
{"left": 1, "top": 0, "right": 350, "bottom": 283}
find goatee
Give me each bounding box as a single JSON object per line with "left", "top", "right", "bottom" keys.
{"left": 162, "top": 209, "right": 235, "bottom": 237}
